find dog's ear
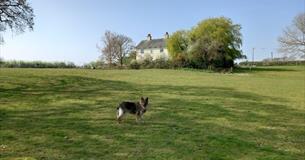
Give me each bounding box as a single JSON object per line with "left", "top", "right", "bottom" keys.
{"left": 140, "top": 97, "right": 145, "bottom": 103}
{"left": 145, "top": 97, "right": 149, "bottom": 105}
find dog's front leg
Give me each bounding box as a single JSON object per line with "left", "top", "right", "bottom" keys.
{"left": 135, "top": 115, "right": 139, "bottom": 123}
{"left": 140, "top": 115, "right": 145, "bottom": 123}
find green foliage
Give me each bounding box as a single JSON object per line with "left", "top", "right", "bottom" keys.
{"left": 166, "top": 17, "right": 243, "bottom": 69}
{"left": 141, "top": 54, "right": 154, "bottom": 69}
{"left": 0, "top": 60, "right": 76, "bottom": 68}
{"left": 239, "top": 60, "right": 305, "bottom": 66}
{"left": 128, "top": 57, "right": 170, "bottom": 69}
{"left": 0, "top": 67, "right": 304, "bottom": 159}
{"left": 83, "top": 60, "right": 105, "bottom": 69}
{"left": 189, "top": 17, "right": 243, "bottom": 68}
{"left": 167, "top": 30, "right": 189, "bottom": 60}
{"left": 129, "top": 59, "right": 140, "bottom": 69}
{"left": 153, "top": 57, "right": 170, "bottom": 69}
{"left": 0, "top": 57, "right": 3, "bottom": 65}
{"left": 123, "top": 50, "right": 137, "bottom": 65}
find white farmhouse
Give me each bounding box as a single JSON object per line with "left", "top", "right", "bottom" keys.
{"left": 135, "top": 33, "right": 170, "bottom": 60}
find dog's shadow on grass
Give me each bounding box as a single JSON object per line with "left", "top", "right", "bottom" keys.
{"left": 0, "top": 75, "right": 304, "bottom": 159}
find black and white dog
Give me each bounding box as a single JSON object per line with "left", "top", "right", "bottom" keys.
{"left": 116, "top": 97, "right": 149, "bottom": 123}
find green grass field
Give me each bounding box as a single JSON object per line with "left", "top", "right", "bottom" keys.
{"left": 0, "top": 66, "right": 304, "bottom": 160}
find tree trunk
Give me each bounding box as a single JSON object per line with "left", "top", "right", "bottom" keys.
{"left": 120, "top": 57, "right": 123, "bottom": 67}
{"left": 120, "top": 47, "right": 123, "bottom": 67}
{"left": 109, "top": 55, "right": 112, "bottom": 68}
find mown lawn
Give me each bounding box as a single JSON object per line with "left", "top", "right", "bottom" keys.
{"left": 0, "top": 66, "right": 304, "bottom": 160}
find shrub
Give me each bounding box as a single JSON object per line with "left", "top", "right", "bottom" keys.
{"left": 83, "top": 60, "right": 105, "bottom": 69}
{"left": 141, "top": 55, "right": 154, "bottom": 69}
{"left": 170, "top": 55, "right": 190, "bottom": 68}
{"left": 0, "top": 57, "right": 4, "bottom": 66}
{"left": 154, "top": 57, "right": 169, "bottom": 69}
{"left": 129, "top": 60, "right": 140, "bottom": 69}
{"left": 239, "top": 60, "right": 305, "bottom": 66}
{"left": 0, "top": 60, "right": 77, "bottom": 68}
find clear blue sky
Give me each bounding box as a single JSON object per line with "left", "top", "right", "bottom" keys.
{"left": 0, "top": 0, "right": 304, "bottom": 65}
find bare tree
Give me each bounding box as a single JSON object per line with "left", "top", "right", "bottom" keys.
{"left": 278, "top": 13, "right": 305, "bottom": 59}
{"left": 0, "top": 0, "right": 34, "bottom": 34}
{"left": 97, "top": 31, "right": 134, "bottom": 67}
{"left": 97, "top": 31, "right": 118, "bottom": 67}
{"left": 116, "top": 34, "right": 134, "bottom": 67}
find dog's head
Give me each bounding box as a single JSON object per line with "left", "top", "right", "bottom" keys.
{"left": 140, "top": 97, "right": 149, "bottom": 112}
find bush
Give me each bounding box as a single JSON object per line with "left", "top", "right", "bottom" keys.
{"left": 154, "top": 57, "right": 170, "bottom": 69}
{"left": 0, "top": 60, "right": 77, "bottom": 68}
{"left": 129, "top": 60, "right": 140, "bottom": 69}
{"left": 83, "top": 60, "right": 105, "bottom": 69}
{"left": 170, "top": 55, "right": 191, "bottom": 68}
{"left": 129, "top": 57, "right": 171, "bottom": 69}
{"left": 239, "top": 60, "right": 305, "bottom": 66}
{"left": 0, "top": 57, "right": 3, "bottom": 66}
{"left": 140, "top": 55, "right": 154, "bottom": 69}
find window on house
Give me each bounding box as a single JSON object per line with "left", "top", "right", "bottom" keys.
{"left": 160, "top": 48, "right": 164, "bottom": 52}
{"left": 141, "top": 49, "right": 144, "bottom": 54}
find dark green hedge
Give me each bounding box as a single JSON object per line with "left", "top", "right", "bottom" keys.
{"left": 0, "top": 60, "right": 77, "bottom": 68}
{"left": 239, "top": 60, "right": 305, "bottom": 66}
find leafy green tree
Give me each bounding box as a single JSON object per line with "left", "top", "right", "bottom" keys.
{"left": 167, "top": 30, "right": 189, "bottom": 59}
{"left": 166, "top": 30, "right": 190, "bottom": 67}
{"left": 189, "top": 17, "right": 243, "bottom": 68}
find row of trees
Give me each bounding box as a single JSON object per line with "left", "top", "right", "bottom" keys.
{"left": 0, "top": 60, "right": 77, "bottom": 68}
{"left": 239, "top": 60, "right": 305, "bottom": 66}
{"left": 98, "top": 17, "right": 244, "bottom": 70}
{"left": 167, "top": 17, "right": 244, "bottom": 69}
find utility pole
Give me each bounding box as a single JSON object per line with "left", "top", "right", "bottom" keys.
{"left": 271, "top": 52, "right": 273, "bottom": 61}
{"left": 252, "top": 48, "right": 255, "bottom": 64}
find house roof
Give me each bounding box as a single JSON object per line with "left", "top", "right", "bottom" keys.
{"left": 136, "top": 38, "right": 167, "bottom": 49}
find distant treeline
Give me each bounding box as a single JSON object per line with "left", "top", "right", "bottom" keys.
{"left": 82, "top": 58, "right": 185, "bottom": 70}
{"left": 0, "top": 60, "right": 77, "bottom": 68}
{"left": 83, "top": 58, "right": 234, "bottom": 72}
{"left": 239, "top": 60, "right": 305, "bottom": 66}
{"left": 1, "top": 59, "right": 304, "bottom": 69}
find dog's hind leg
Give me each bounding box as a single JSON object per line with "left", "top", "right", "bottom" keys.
{"left": 117, "top": 107, "right": 125, "bottom": 123}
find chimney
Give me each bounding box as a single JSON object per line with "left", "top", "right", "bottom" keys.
{"left": 147, "top": 34, "right": 152, "bottom": 41}
{"left": 164, "top": 32, "right": 169, "bottom": 39}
